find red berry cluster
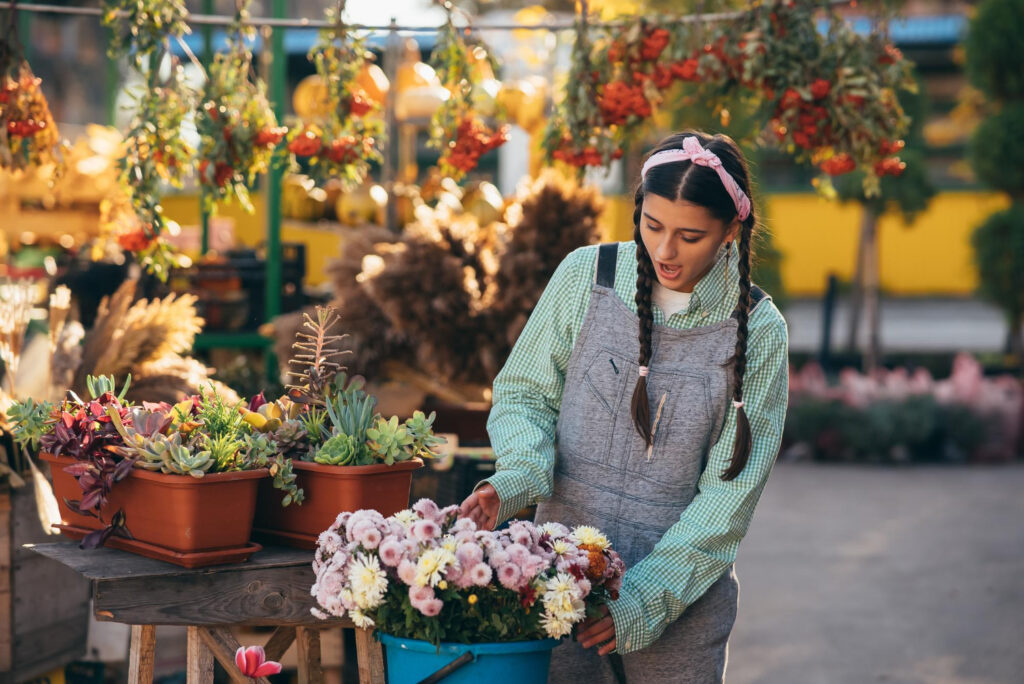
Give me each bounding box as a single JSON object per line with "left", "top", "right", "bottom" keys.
{"left": 441, "top": 117, "right": 509, "bottom": 174}
{"left": 117, "top": 226, "right": 157, "bottom": 252}
{"left": 198, "top": 159, "right": 234, "bottom": 187}
{"left": 598, "top": 81, "right": 652, "bottom": 125}
{"left": 772, "top": 84, "right": 833, "bottom": 150}
{"left": 874, "top": 156, "right": 906, "bottom": 177}
{"left": 254, "top": 125, "right": 288, "bottom": 147}
{"left": 551, "top": 138, "right": 624, "bottom": 168}
{"left": 1, "top": 66, "right": 61, "bottom": 170}
{"left": 820, "top": 154, "right": 856, "bottom": 176}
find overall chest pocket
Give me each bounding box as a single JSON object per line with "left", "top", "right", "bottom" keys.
{"left": 556, "top": 348, "right": 632, "bottom": 465}
{"left": 626, "top": 368, "right": 713, "bottom": 494}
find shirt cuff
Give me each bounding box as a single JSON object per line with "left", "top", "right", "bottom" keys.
{"left": 606, "top": 586, "right": 647, "bottom": 654}
{"left": 478, "top": 469, "right": 532, "bottom": 525}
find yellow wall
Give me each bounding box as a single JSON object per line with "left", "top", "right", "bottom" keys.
{"left": 165, "top": 189, "right": 1008, "bottom": 296}
{"left": 601, "top": 191, "right": 1011, "bottom": 296}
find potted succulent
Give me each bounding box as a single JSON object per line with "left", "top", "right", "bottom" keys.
{"left": 310, "top": 499, "right": 625, "bottom": 684}
{"left": 12, "top": 375, "right": 273, "bottom": 567}
{"left": 252, "top": 307, "right": 444, "bottom": 549}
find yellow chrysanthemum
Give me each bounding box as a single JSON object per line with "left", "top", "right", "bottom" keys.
{"left": 571, "top": 525, "right": 610, "bottom": 550}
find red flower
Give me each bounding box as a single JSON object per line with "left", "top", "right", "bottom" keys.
{"left": 792, "top": 131, "right": 812, "bottom": 149}
{"left": 820, "top": 154, "right": 856, "bottom": 176}
{"left": 810, "top": 79, "right": 831, "bottom": 100}
{"left": 349, "top": 91, "right": 374, "bottom": 117}
{"left": 235, "top": 646, "right": 282, "bottom": 679}
{"left": 117, "top": 229, "right": 155, "bottom": 252}
{"left": 640, "top": 28, "right": 671, "bottom": 61}
{"left": 670, "top": 58, "right": 699, "bottom": 82}
{"left": 254, "top": 126, "right": 287, "bottom": 147}
{"left": 874, "top": 156, "right": 906, "bottom": 177}
{"left": 780, "top": 88, "right": 802, "bottom": 110}
{"left": 288, "top": 129, "right": 322, "bottom": 157}
{"left": 878, "top": 44, "right": 902, "bottom": 65}
{"left": 879, "top": 139, "right": 905, "bottom": 156}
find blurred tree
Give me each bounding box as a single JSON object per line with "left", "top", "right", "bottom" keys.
{"left": 966, "top": 0, "right": 1024, "bottom": 358}
{"left": 833, "top": 79, "right": 935, "bottom": 371}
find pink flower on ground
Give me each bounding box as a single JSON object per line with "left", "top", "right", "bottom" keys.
{"left": 506, "top": 543, "right": 530, "bottom": 566}
{"left": 412, "top": 498, "right": 440, "bottom": 520}
{"left": 235, "top": 646, "right": 282, "bottom": 679}
{"left": 419, "top": 598, "right": 443, "bottom": 616}
{"left": 358, "top": 527, "right": 383, "bottom": 550}
{"left": 456, "top": 543, "right": 483, "bottom": 567}
{"left": 489, "top": 550, "right": 511, "bottom": 568}
{"left": 409, "top": 585, "right": 435, "bottom": 604}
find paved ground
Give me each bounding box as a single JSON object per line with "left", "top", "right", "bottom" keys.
{"left": 727, "top": 462, "right": 1024, "bottom": 684}
{"left": 783, "top": 297, "right": 1014, "bottom": 354}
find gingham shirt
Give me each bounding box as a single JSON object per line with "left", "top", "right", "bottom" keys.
{"left": 482, "top": 240, "right": 789, "bottom": 654}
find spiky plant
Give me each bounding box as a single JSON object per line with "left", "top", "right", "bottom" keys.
{"left": 196, "top": 388, "right": 247, "bottom": 442}
{"left": 324, "top": 373, "right": 377, "bottom": 443}
{"left": 287, "top": 306, "right": 351, "bottom": 406}
{"left": 6, "top": 398, "right": 54, "bottom": 452}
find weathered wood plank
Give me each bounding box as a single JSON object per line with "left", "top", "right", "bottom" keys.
{"left": 354, "top": 629, "right": 385, "bottom": 684}
{"left": 296, "top": 627, "right": 323, "bottom": 684}
{"left": 127, "top": 625, "right": 156, "bottom": 684}
{"left": 186, "top": 626, "right": 214, "bottom": 684}
{"left": 263, "top": 626, "right": 297, "bottom": 662}
{"left": 93, "top": 564, "right": 330, "bottom": 626}
{"left": 11, "top": 608, "right": 90, "bottom": 682}
{"left": 28, "top": 543, "right": 313, "bottom": 580}
{"left": 196, "top": 627, "right": 270, "bottom": 684}
{"left": 12, "top": 553, "right": 90, "bottom": 635}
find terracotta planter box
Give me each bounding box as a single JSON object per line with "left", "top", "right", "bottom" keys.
{"left": 42, "top": 453, "right": 267, "bottom": 568}
{"left": 254, "top": 458, "right": 424, "bottom": 549}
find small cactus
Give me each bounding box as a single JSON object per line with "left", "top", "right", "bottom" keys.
{"left": 162, "top": 443, "right": 215, "bottom": 478}
{"left": 314, "top": 433, "right": 368, "bottom": 466}
{"left": 405, "top": 410, "right": 446, "bottom": 459}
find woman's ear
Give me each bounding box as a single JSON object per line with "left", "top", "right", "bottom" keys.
{"left": 725, "top": 219, "right": 742, "bottom": 246}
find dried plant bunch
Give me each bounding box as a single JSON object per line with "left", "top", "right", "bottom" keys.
{"left": 287, "top": 306, "right": 351, "bottom": 406}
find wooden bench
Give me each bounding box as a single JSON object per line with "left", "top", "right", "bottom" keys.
{"left": 28, "top": 543, "right": 385, "bottom": 684}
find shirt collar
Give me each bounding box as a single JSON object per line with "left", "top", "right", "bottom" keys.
{"left": 681, "top": 242, "right": 741, "bottom": 320}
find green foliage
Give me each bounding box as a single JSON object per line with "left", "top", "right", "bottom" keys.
{"left": 324, "top": 374, "right": 377, "bottom": 443}
{"left": 966, "top": 0, "right": 1024, "bottom": 101}
{"left": 161, "top": 442, "right": 215, "bottom": 478}
{"left": 85, "top": 374, "right": 131, "bottom": 401}
{"left": 6, "top": 398, "right": 53, "bottom": 451}
{"left": 204, "top": 433, "right": 243, "bottom": 472}
{"left": 404, "top": 411, "right": 447, "bottom": 460}
{"left": 197, "top": 389, "right": 248, "bottom": 442}
{"left": 239, "top": 433, "right": 304, "bottom": 506}
{"left": 366, "top": 416, "right": 415, "bottom": 466}
{"left": 299, "top": 408, "right": 329, "bottom": 447}
{"left": 971, "top": 204, "right": 1024, "bottom": 335}
{"left": 314, "top": 433, "right": 371, "bottom": 466}
{"left": 969, "top": 103, "right": 1024, "bottom": 194}
{"left": 784, "top": 396, "right": 992, "bottom": 462}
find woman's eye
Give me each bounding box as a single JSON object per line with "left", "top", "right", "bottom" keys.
{"left": 681, "top": 236, "right": 700, "bottom": 244}
{"left": 646, "top": 222, "right": 663, "bottom": 232}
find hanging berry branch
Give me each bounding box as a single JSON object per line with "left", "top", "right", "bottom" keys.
{"left": 0, "top": 4, "right": 64, "bottom": 173}
{"left": 196, "top": 0, "right": 285, "bottom": 213}
{"left": 543, "top": 1, "right": 916, "bottom": 195}
{"left": 101, "top": 0, "right": 195, "bottom": 279}
{"left": 428, "top": 0, "right": 509, "bottom": 180}
{"left": 286, "top": 1, "right": 384, "bottom": 188}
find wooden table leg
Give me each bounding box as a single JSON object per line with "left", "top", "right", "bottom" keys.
{"left": 353, "top": 628, "right": 385, "bottom": 684}
{"left": 127, "top": 625, "right": 156, "bottom": 684}
{"left": 263, "top": 626, "right": 297, "bottom": 662}
{"left": 296, "top": 627, "right": 323, "bottom": 684}
{"left": 187, "top": 626, "right": 214, "bottom": 684}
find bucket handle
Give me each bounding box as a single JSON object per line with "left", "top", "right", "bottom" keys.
{"left": 415, "top": 651, "right": 475, "bottom": 684}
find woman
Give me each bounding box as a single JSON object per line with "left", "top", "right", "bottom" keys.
{"left": 460, "top": 131, "right": 790, "bottom": 682}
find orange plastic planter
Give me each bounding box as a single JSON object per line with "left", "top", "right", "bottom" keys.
{"left": 254, "top": 458, "right": 424, "bottom": 549}
{"left": 42, "top": 453, "right": 267, "bottom": 567}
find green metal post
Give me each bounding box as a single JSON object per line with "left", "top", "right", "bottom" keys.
{"left": 17, "top": 10, "right": 30, "bottom": 62}
{"left": 200, "top": 0, "right": 214, "bottom": 255}
{"left": 264, "top": 0, "right": 287, "bottom": 382}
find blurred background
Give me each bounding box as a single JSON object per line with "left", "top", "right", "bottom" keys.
{"left": 0, "top": 0, "right": 1021, "bottom": 683}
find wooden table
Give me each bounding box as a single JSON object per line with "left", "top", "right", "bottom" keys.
{"left": 27, "top": 543, "right": 385, "bottom": 684}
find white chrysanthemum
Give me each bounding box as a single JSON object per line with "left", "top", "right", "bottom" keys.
{"left": 415, "top": 548, "right": 456, "bottom": 588}
{"left": 349, "top": 554, "right": 388, "bottom": 604}
{"left": 571, "top": 526, "right": 610, "bottom": 550}
{"left": 540, "top": 612, "right": 574, "bottom": 638}
{"left": 441, "top": 534, "right": 458, "bottom": 554}
{"left": 552, "top": 539, "right": 573, "bottom": 556}
{"left": 349, "top": 608, "right": 375, "bottom": 629}
{"left": 392, "top": 509, "right": 418, "bottom": 529}
{"left": 540, "top": 522, "right": 570, "bottom": 538}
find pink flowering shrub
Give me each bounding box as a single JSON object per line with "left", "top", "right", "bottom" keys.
{"left": 786, "top": 354, "right": 1022, "bottom": 462}
{"left": 310, "top": 499, "right": 625, "bottom": 646}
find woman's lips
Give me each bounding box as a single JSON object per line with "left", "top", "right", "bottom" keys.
{"left": 656, "top": 261, "right": 682, "bottom": 280}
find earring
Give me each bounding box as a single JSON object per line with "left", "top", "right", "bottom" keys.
{"left": 724, "top": 242, "right": 732, "bottom": 286}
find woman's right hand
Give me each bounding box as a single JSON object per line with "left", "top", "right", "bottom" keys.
{"left": 459, "top": 484, "right": 500, "bottom": 531}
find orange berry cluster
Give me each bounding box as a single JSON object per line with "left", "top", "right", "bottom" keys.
{"left": 288, "top": 127, "right": 376, "bottom": 166}
{"left": 552, "top": 138, "right": 624, "bottom": 168}
{"left": 1, "top": 66, "right": 60, "bottom": 170}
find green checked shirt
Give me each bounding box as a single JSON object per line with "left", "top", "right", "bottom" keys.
{"left": 482, "top": 240, "right": 789, "bottom": 654}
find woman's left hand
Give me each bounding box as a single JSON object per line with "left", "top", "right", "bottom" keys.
{"left": 577, "top": 603, "right": 617, "bottom": 656}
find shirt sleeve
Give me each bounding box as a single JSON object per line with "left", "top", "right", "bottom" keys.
{"left": 480, "top": 248, "right": 591, "bottom": 525}
{"left": 607, "top": 310, "right": 790, "bottom": 653}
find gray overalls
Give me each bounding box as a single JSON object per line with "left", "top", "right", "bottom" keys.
{"left": 535, "top": 243, "right": 764, "bottom": 683}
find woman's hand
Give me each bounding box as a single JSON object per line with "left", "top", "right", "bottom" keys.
{"left": 459, "top": 484, "right": 500, "bottom": 531}
{"left": 577, "top": 604, "right": 617, "bottom": 656}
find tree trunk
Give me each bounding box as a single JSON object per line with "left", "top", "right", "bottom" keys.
{"left": 863, "top": 210, "right": 882, "bottom": 373}
{"left": 846, "top": 208, "right": 871, "bottom": 354}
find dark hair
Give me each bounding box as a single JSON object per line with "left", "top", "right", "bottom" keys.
{"left": 630, "top": 130, "right": 757, "bottom": 481}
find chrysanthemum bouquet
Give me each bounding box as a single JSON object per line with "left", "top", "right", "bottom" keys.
{"left": 311, "top": 499, "right": 625, "bottom": 646}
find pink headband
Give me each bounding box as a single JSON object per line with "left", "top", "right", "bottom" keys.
{"left": 640, "top": 137, "right": 751, "bottom": 221}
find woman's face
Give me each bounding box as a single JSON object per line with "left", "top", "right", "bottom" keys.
{"left": 639, "top": 193, "right": 739, "bottom": 293}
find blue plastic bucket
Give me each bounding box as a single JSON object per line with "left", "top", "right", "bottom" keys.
{"left": 379, "top": 633, "right": 559, "bottom": 684}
